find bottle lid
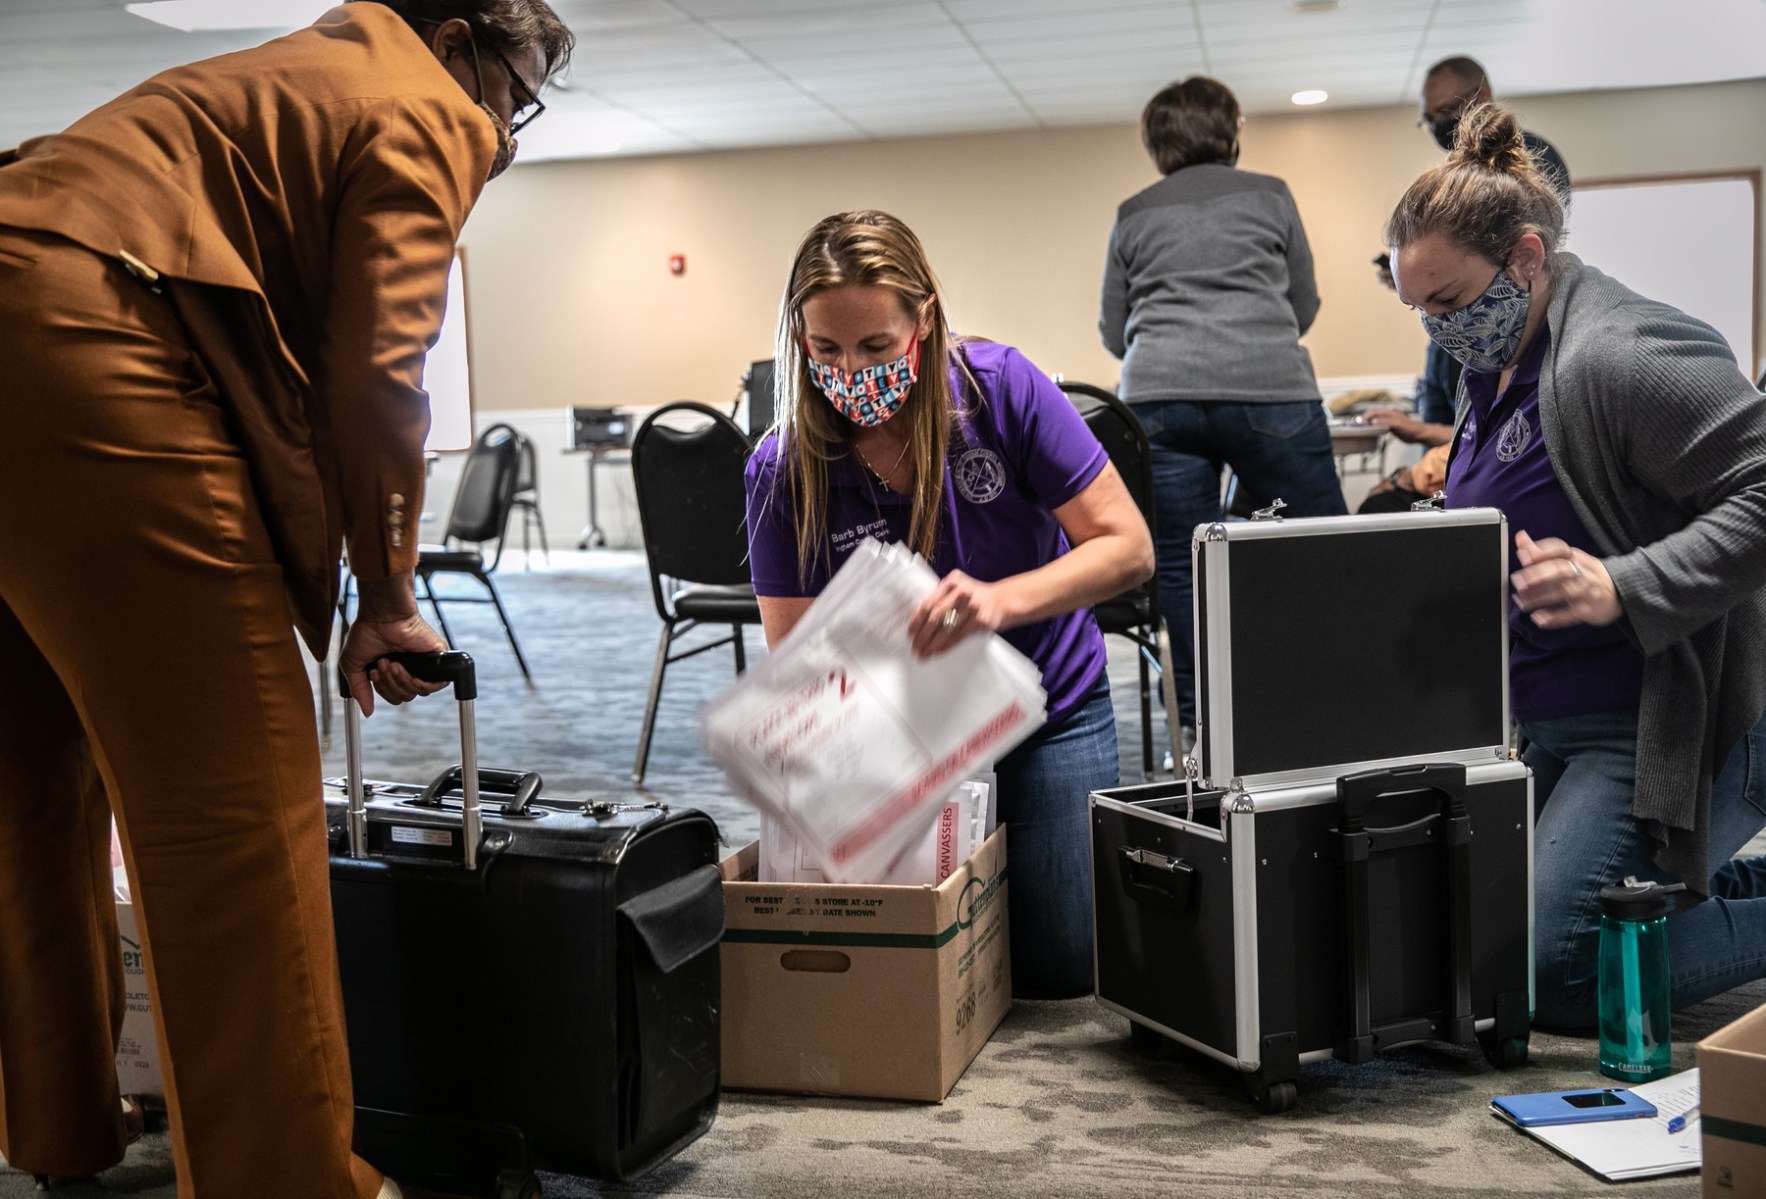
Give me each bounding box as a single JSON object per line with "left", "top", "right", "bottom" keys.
{"left": 1599, "top": 875, "right": 1687, "bottom": 920}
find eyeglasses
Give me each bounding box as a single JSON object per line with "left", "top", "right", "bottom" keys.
{"left": 483, "top": 41, "right": 546, "bottom": 135}
{"left": 423, "top": 19, "right": 548, "bottom": 135}
{"left": 1416, "top": 92, "right": 1476, "bottom": 130}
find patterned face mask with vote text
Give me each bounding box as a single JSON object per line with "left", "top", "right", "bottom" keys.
{"left": 805, "top": 340, "right": 920, "bottom": 427}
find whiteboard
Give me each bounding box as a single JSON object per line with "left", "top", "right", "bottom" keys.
{"left": 1568, "top": 176, "right": 1758, "bottom": 373}
{"left": 424, "top": 250, "right": 475, "bottom": 452}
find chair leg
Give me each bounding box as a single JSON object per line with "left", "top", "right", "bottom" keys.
{"left": 1155, "top": 619, "right": 1184, "bottom": 775}
{"left": 418, "top": 573, "right": 458, "bottom": 649}
{"left": 1138, "top": 635, "right": 1154, "bottom": 778}
{"left": 634, "top": 621, "right": 675, "bottom": 785}
{"left": 732, "top": 625, "right": 746, "bottom": 673}
{"left": 521, "top": 506, "right": 532, "bottom": 569}
{"left": 531, "top": 505, "right": 550, "bottom": 566}
{"left": 476, "top": 571, "right": 532, "bottom": 681}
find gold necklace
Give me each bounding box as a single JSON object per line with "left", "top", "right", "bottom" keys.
{"left": 857, "top": 436, "right": 911, "bottom": 490}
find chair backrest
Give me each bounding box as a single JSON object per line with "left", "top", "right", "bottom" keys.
{"left": 1059, "top": 381, "right": 1160, "bottom": 622}
{"left": 447, "top": 424, "right": 522, "bottom": 547}
{"left": 1060, "top": 382, "right": 1156, "bottom": 535}
{"left": 513, "top": 429, "right": 538, "bottom": 496}
{"left": 630, "top": 402, "right": 754, "bottom": 606}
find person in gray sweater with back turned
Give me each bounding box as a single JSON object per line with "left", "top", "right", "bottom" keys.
{"left": 1100, "top": 76, "right": 1345, "bottom": 762}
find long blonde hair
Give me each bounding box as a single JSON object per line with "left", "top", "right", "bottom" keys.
{"left": 772, "top": 210, "right": 971, "bottom": 586}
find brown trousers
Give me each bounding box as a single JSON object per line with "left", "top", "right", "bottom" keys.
{"left": 0, "top": 228, "right": 379, "bottom": 1198}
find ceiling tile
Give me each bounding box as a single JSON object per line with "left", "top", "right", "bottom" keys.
{"left": 1, "top": 0, "right": 1759, "bottom": 163}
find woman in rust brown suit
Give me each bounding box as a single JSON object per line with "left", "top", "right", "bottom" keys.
{"left": 0, "top": 3, "right": 569, "bottom": 1195}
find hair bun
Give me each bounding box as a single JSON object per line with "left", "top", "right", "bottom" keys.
{"left": 1450, "top": 103, "right": 1530, "bottom": 175}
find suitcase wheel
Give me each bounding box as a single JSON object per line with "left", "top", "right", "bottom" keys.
{"left": 494, "top": 1169, "right": 541, "bottom": 1199}
{"left": 1250, "top": 1080, "right": 1297, "bottom": 1115}
{"left": 1478, "top": 1031, "right": 1529, "bottom": 1070}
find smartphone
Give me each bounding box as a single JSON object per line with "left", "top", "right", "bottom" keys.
{"left": 1491, "top": 1088, "right": 1658, "bottom": 1128}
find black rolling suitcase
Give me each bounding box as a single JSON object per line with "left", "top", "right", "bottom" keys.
{"left": 1091, "top": 508, "right": 1533, "bottom": 1113}
{"left": 326, "top": 653, "right": 723, "bottom": 1196}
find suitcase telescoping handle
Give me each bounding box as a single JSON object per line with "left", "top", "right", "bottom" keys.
{"left": 1334, "top": 762, "right": 1475, "bottom": 1061}
{"left": 339, "top": 651, "right": 483, "bottom": 869}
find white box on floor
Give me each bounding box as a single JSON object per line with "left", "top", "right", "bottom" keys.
{"left": 115, "top": 900, "right": 164, "bottom": 1100}
{"left": 718, "top": 825, "right": 1010, "bottom": 1101}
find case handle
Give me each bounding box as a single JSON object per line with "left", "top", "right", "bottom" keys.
{"left": 338, "top": 650, "right": 477, "bottom": 702}
{"left": 415, "top": 766, "right": 542, "bottom": 817}
{"left": 341, "top": 652, "right": 482, "bottom": 869}
{"left": 1336, "top": 762, "right": 1467, "bottom": 836}
{"left": 1118, "top": 847, "right": 1194, "bottom": 912}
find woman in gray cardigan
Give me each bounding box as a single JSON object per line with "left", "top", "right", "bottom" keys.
{"left": 1387, "top": 104, "right": 1766, "bottom": 1030}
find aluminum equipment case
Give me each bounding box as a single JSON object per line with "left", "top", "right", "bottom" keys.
{"left": 1090, "top": 508, "right": 1534, "bottom": 1113}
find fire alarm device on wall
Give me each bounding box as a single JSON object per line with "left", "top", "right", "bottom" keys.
{"left": 668, "top": 254, "right": 686, "bottom": 275}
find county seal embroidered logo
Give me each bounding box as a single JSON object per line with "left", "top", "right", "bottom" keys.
{"left": 1495, "top": 410, "right": 1532, "bottom": 463}
{"left": 954, "top": 448, "right": 1005, "bottom": 504}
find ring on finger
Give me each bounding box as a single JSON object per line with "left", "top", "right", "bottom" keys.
{"left": 942, "top": 608, "right": 961, "bottom": 633}
{"left": 1568, "top": 560, "right": 1583, "bottom": 578}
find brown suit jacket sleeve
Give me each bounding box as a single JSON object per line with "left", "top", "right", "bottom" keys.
{"left": 320, "top": 93, "right": 492, "bottom": 583}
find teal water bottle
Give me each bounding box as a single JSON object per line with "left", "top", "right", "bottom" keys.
{"left": 1596, "top": 876, "right": 1685, "bottom": 1083}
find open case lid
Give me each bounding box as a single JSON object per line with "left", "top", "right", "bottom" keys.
{"left": 1192, "top": 507, "right": 1511, "bottom": 791}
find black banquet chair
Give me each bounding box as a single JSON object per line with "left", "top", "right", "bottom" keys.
{"left": 413, "top": 422, "right": 532, "bottom": 679}
{"left": 508, "top": 427, "right": 548, "bottom": 567}
{"left": 630, "top": 402, "right": 764, "bottom": 785}
{"left": 1058, "top": 381, "right": 1181, "bottom": 778}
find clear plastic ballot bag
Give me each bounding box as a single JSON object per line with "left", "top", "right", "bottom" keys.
{"left": 701, "top": 540, "right": 1045, "bottom": 883}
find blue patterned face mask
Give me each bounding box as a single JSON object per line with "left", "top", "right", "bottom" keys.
{"left": 1420, "top": 269, "right": 1531, "bottom": 372}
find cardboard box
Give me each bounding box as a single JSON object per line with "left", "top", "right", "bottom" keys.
{"left": 718, "top": 825, "right": 1010, "bottom": 1101}
{"left": 1700, "top": 1000, "right": 1766, "bottom": 1198}
{"left": 114, "top": 900, "right": 165, "bottom": 1100}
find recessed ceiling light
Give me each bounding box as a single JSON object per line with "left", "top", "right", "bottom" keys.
{"left": 1288, "top": 0, "right": 1342, "bottom": 12}
{"left": 1291, "top": 90, "right": 1330, "bottom": 106}
{"left": 125, "top": 1, "right": 322, "bottom": 33}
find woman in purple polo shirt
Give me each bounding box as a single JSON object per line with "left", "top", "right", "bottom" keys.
{"left": 745, "top": 210, "right": 1154, "bottom": 999}
{"left": 1386, "top": 105, "right": 1766, "bottom": 1028}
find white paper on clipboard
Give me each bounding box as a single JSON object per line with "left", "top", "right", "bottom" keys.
{"left": 1500, "top": 1068, "right": 1702, "bottom": 1182}
{"left": 702, "top": 539, "right": 1045, "bottom": 883}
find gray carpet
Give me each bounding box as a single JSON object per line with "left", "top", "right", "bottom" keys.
{"left": 5, "top": 552, "right": 1757, "bottom": 1197}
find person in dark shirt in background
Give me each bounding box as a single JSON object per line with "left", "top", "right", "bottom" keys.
{"left": 1417, "top": 55, "right": 1570, "bottom": 193}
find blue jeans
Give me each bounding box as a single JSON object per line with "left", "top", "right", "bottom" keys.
{"left": 1524, "top": 708, "right": 1766, "bottom": 1029}
{"left": 995, "top": 676, "right": 1119, "bottom": 999}
{"left": 1131, "top": 400, "right": 1346, "bottom": 727}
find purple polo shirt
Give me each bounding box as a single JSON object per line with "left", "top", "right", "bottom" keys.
{"left": 745, "top": 341, "right": 1111, "bottom": 728}
{"left": 1445, "top": 330, "right": 1644, "bottom": 721}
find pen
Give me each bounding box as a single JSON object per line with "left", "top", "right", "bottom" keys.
{"left": 1667, "top": 1106, "right": 1700, "bottom": 1135}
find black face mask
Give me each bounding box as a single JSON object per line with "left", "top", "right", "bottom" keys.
{"left": 1429, "top": 114, "right": 1459, "bottom": 153}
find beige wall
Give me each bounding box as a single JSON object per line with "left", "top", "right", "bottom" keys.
{"left": 459, "top": 77, "right": 1766, "bottom": 414}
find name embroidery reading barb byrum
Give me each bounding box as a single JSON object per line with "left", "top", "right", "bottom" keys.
{"left": 831, "top": 518, "right": 890, "bottom": 551}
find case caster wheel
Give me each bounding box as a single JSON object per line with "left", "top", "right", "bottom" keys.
{"left": 1251, "top": 1080, "right": 1298, "bottom": 1114}
{"left": 1479, "top": 1031, "right": 1529, "bottom": 1069}
{"left": 494, "top": 1169, "right": 542, "bottom": 1199}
